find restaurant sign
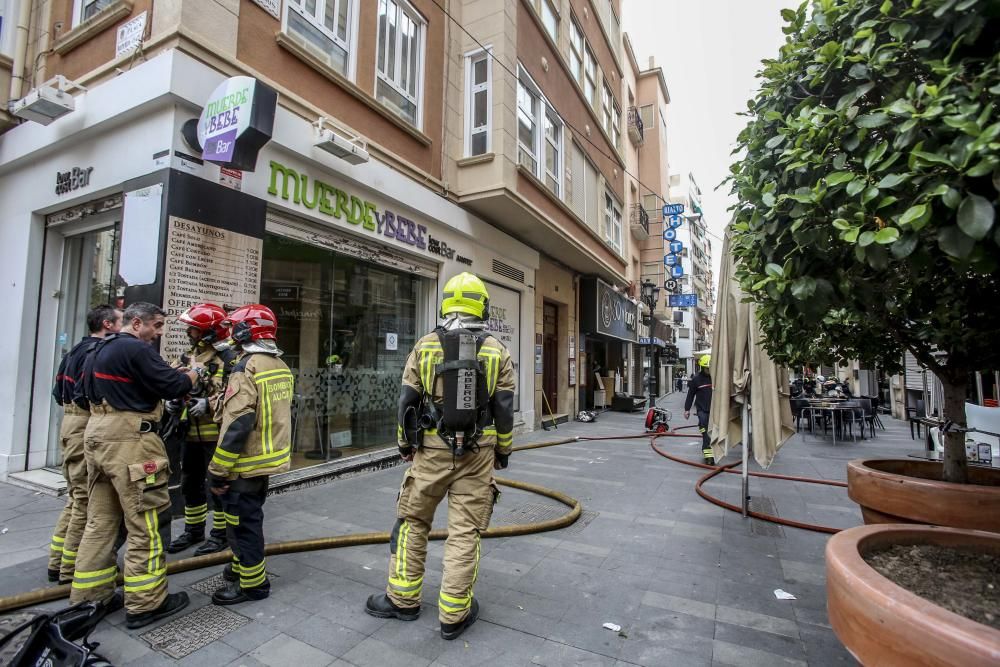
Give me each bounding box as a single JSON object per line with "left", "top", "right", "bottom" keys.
{"left": 580, "top": 277, "right": 638, "bottom": 343}
{"left": 198, "top": 76, "right": 277, "bottom": 171}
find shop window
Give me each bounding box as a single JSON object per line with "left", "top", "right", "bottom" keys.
{"left": 604, "top": 191, "right": 622, "bottom": 255}
{"left": 260, "top": 232, "right": 431, "bottom": 470}
{"left": 376, "top": 0, "right": 424, "bottom": 127}
{"left": 465, "top": 49, "right": 491, "bottom": 157}
{"left": 517, "top": 65, "right": 563, "bottom": 197}
{"left": 285, "top": 0, "right": 355, "bottom": 79}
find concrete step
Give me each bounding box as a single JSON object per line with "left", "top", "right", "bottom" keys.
{"left": 7, "top": 468, "right": 65, "bottom": 497}
{"left": 541, "top": 413, "right": 569, "bottom": 427}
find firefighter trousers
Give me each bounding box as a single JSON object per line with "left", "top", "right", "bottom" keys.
{"left": 181, "top": 441, "right": 226, "bottom": 538}
{"left": 49, "top": 406, "right": 90, "bottom": 581}
{"left": 385, "top": 441, "right": 498, "bottom": 624}
{"left": 220, "top": 476, "right": 269, "bottom": 591}
{"left": 70, "top": 406, "right": 173, "bottom": 614}
{"left": 697, "top": 408, "right": 714, "bottom": 463}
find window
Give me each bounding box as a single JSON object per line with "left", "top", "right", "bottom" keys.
{"left": 70, "top": 0, "right": 111, "bottom": 26}
{"left": 539, "top": 0, "right": 558, "bottom": 42}
{"left": 569, "top": 142, "right": 600, "bottom": 231}
{"left": 605, "top": 191, "right": 623, "bottom": 254}
{"left": 376, "top": 0, "right": 424, "bottom": 127}
{"left": 569, "top": 21, "right": 584, "bottom": 87}
{"left": 517, "top": 66, "right": 563, "bottom": 198}
{"left": 639, "top": 104, "right": 654, "bottom": 130}
{"left": 285, "top": 0, "right": 355, "bottom": 78}
{"left": 584, "top": 45, "right": 597, "bottom": 106}
{"left": 0, "top": 0, "right": 15, "bottom": 56}
{"left": 602, "top": 84, "right": 621, "bottom": 149}
{"left": 679, "top": 328, "right": 690, "bottom": 339}
{"left": 465, "top": 50, "right": 491, "bottom": 156}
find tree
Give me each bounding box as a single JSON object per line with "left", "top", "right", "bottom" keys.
{"left": 728, "top": 0, "right": 1000, "bottom": 483}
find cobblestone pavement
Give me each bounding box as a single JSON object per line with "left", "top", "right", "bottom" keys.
{"left": 0, "top": 391, "right": 921, "bottom": 665}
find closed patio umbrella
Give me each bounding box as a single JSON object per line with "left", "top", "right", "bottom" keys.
{"left": 708, "top": 231, "right": 794, "bottom": 486}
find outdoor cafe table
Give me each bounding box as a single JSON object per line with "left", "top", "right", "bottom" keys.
{"left": 805, "top": 400, "right": 855, "bottom": 446}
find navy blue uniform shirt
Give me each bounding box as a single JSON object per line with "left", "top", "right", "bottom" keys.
{"left": 684, "top": 370, "right": 713, "bottom": 414}
{"left": 83, "top": 333, "right": 193, "bottom": 412}
{"left": 52, "top": 336, "right": 99, "bottom": 406}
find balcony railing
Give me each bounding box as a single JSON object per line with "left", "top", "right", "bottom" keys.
{"left": 627, "top": 106, "right": 644, "bottom": 146}
{"left": 629, "top": 203, "right": 649, "bottom": 240}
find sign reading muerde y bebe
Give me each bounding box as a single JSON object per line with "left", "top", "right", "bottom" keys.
{"left": 197, "top": 76, "right": 278, "bottom": 171}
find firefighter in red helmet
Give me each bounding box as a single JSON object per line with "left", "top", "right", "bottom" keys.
{"left": 207, "top": 305, "right": 293, "bottom": 605}
{"left": 166, "top": 303, "right": 237, "bottom": 555}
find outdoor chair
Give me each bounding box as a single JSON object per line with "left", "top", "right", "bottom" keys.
{"left": 857, "top": 398, "right": 877, "bottom": 438}
{"left": 839, "top": 400, "right": 866, "bottom": 441}
{"left": 790, "top": 398, "right": 810, "bottom": 432}
{"left": 906, "top": 399, "right": 927, "bottom": 440}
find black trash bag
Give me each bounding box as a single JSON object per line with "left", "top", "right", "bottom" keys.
{"left": 0, "top": 602, "right": 112, "bottom": 666}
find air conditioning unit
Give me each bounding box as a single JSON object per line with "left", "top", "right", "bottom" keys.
{"left": 313, "top": 118, "right": 369, "bottom": 165}
{"left": 11, "top": 76, "right": 85, "bottom": 125}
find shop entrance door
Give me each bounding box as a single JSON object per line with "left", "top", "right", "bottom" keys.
{"left": 43, "top": 220, "right": 124, "bottom": 466}
{"left": 542, "top": 303, "right": 558, "bottom": 417}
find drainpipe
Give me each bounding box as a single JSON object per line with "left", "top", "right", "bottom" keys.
{"left": 9, "top": 0, "right": 33, "bottom": 102}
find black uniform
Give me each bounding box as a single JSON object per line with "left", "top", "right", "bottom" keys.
{"left": 53, "top": 337, "right": 100, "bottom": 406}
{"left": 684, "top": 369, "right": 714, "bottom": 463}
{"left": 82, "top": 333, "right": 193, "bottom": 411}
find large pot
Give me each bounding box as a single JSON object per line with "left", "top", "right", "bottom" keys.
{"left": 826, "top": 524, "right": 1000, "bottom": 666}
{"left": 846, "top": 459, "right": 1000, "bottom": 532}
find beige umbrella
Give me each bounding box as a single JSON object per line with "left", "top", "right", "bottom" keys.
{"left": 708, "top": 231, "right": 794, "bottom": 493}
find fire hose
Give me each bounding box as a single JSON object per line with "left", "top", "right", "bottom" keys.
{"left": 0, "top": 426, "right": 847, "bottom": 613}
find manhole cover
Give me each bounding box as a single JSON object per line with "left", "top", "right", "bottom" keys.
{"left": 491, "top": 502, "right": 598, "bottom": 535}
{"left": 140, "top": 604, "right": 250, "bottom": 659}
{"left": 188, "top": 571, "right": 277, "bottom": 596}
{"left": 748, "top": 496, "right": 785, "bottom": 538}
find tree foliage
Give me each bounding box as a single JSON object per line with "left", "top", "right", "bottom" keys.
{"left": 729, "top": 0, "right": 1000, "bottom": 379}
{"left": 728, "top": 0, "right": 1000, "bottom": 481}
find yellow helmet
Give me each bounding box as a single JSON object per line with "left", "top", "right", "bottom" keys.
{"left": 441, "top": 272, "right": 490, "bottom": 319}
{"left": 698, "top": 354, "right": 711, "bottom": 368}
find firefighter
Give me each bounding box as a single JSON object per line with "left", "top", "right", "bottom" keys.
{"left": 684, "top": 354, "right": 715, "bottom": 465}
{"left": 166, "top": 303, "right": 236, "bottom": 555}
{"left": 47, "top": 305, "right": 122, "bottom": 584}
{"left": 69, "top": 302, "right": 200, "bottom": 629}
{"left": 207, "top": 304, "right": 293, "bottom": 606}
{"left": 365, "top": 272, "right": 516, "bottom": 641}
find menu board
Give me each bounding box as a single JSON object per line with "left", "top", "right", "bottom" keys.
{"left": 161, "top": 216, "right": 262, "bottom": 361}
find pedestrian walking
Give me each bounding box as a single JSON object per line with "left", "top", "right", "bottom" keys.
{"left": 365, "top": 272, "right": 516, "bottom": 641}
{"left": 166, "top": 303, "right": 236, "bottom": 556}
{"left": 69, "top": 302, "right": 199, "bottom": 628}
{"left": 47, "top": 305, "right": 122, "bottom": 584}
{"left": 684, "top": 355, "right": 715, "bottom": 465}
{"left": 207, "top": 304, "right": 293, "bottom": 605}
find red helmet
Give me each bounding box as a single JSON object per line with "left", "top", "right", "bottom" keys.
{"left": 225, "top": 304, "right": 277, "bottom": 343}
{"left": 178, "top": 303, "right": 229, "bottom": 342}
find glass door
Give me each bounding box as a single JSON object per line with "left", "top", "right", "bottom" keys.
{"left": 46, "top": 224, "right": 123, "bottom": 466}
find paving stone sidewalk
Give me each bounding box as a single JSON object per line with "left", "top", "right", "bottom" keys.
{"left": 0, "top": 392, "right": 922, "bottom": 665}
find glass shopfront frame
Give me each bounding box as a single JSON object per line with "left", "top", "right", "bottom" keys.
{"left": 261, "top": 214, "right": 436, "bottom": 471}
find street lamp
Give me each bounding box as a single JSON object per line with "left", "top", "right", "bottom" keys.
{"left": 640, "top": 279, "right": 660, "bottom": 408}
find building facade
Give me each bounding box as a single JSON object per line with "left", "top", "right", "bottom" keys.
{"left": 0, "top": 0, "right": 539, "bottom": 482}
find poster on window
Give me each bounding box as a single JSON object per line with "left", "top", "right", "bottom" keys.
{"left": 161, "top": 216, "right": 262, "bottom": 362}
{"left": 484, "top": 280, "right": 521, "bottom": 412}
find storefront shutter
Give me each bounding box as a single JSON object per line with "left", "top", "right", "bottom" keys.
{"left": 904, "top": 351, "right": 926, "bottom": 391}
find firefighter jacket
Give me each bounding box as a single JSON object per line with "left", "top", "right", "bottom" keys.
{"left": 171, "top": 342, "right": 232, "bottom": 443}
{"left": 208, "top": 352, "right": 293, "bottom": 480}
{"left": 52, "top": 336, "right": 99, "bottom": 406}
{"left": 684, "top": 370, "right": 713, "bottom": 414}
{"left": 396, "top": 330, "right": 516, "bottom": 456}
{"left": 82, "top": 333, "right": 193, "bottom": 412}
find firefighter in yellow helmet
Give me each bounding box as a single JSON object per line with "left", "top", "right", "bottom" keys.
{"left": 684, "top": 354, "right": 714, "bottom": 464}
{"left": 365, "top": 272, "right": 516, "bottom": 641}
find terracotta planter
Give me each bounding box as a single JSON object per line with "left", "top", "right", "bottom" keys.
{"left": 826, "top": 524, "right": 1000, "bottom": 666}
{"left": 846, "top": 458, "right": 1000, "bottom": 533}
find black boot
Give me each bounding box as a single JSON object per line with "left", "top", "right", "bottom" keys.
{"left": 125, "top": 592, "right": 190, "bottom": 629}
{"left": 364, "top": 594, "right": 420, "bottom": 621}
{"left": 222, "top": 563, "right": 238, "bottom": 583}
{"left": 193, "top": 535, "right": 227, "bottom": 556}
{"left": 440, "top": 598, "right": 479, "bottom": 640}
{"left": 47, "top": 568, "right": 60, "bottom": 583}
{"left": 212, "top": 580, "right": 270, "bottom": 606}
{"left": 167, "top": 530, "right": 205, "bottom": 554}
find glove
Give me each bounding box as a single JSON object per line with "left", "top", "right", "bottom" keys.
{"left": 208, "top": 474, "right": 230, "bottom": 495}
{"left": 188, "top": 398, "right": 210, "bottom": 418}
{"left": 398, "top": 444, "right": 414, "bottom": 461}
{"left": 165, "top": 399, "right": 183, "bottom": 415}
{"left": 494, "top": 452, "right": 509, "bottom": 470}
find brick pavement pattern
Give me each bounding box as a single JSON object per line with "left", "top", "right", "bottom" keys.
{"left": 0, "top": 390, "right": 920, "bottom": 665}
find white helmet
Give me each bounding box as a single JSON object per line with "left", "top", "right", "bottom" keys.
{"left": 816, "top": 375, "right": 826, "bottom": 382}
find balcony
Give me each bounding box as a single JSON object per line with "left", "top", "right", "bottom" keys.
{"left": 627, "top": 106, "right": 644, "bottom": 146}
{"left": 629, "top": 203, "right": 649, "bottom": 240}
